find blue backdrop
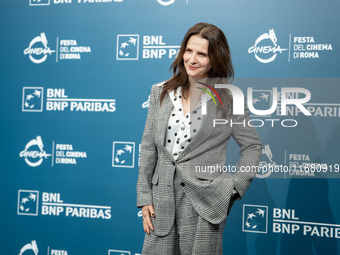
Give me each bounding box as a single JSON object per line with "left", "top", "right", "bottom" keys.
{"left": 1, "top": 0, "right": 340, "bottom": 254}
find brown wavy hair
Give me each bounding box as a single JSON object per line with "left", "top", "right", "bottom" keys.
{"left": 160, "top": 22, "right": 234, "bottom": 115}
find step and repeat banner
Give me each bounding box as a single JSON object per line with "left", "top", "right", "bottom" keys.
{"left": 1, "top": 0, "right": 340, "bottom": 254}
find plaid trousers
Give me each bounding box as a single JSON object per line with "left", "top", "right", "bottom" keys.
{"left": 142, "top": 170, "right": 227, "bottom": 255}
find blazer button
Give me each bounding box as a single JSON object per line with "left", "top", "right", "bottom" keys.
{"left": 172, "top": 162, "right": 175, "bottom": 166}
{"left": 181, "top": 182, "right": 185, "bottom": 187}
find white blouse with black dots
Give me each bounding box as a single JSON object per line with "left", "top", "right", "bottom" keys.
{"left": 165, "top": 86, "right": 211, "bottom": 159}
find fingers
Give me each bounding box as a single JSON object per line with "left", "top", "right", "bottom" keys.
{"left": 143, "top": 217, "right": 150, "bottom": 234}
{"left": 149, "top": 205, "right": 156, "bottom": 218}
{"left": 142, "top": 206, "right": 150, "bottom": 234}
{"left": 147, "top": 205, "right": 155, "bottom": 232}
{"left": 142, "top": 205, "right": 155, "bottom": 234}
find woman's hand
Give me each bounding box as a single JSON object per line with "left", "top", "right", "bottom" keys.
{"left": 141, "top": 205, "right": 155, "bottom": 234}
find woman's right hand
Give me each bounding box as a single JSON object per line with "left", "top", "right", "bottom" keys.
{"left": 141, "top": 205, "right": 155, "bottom": 234}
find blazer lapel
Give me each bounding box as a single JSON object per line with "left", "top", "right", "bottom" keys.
{"left": 156, "top": 93, "right": 175, "bottom": 160}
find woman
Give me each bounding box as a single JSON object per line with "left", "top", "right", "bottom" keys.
{"left": 137, "top": 22, "right": 262, "bottom": 255}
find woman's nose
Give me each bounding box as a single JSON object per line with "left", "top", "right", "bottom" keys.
{"left": 189, "top": 53, "right": 197, "bottom": 63}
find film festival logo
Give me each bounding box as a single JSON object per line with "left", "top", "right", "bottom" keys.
{"left": 257, "top": 144, "right": 281, "bottom": 178}
{"left": 248, "top": 29, "right": 287, "bottom": 63}
{"left": 157, "top": 0, "right": 191, "bottom": 5}
{"left": 30, "top": 0, "right": 50, "bottom": 6}
{"left": 116, "top": 35, "right": 139, "bottom": 60}
{"left": 157, "top": 0, "right": 175, "bottom": 5}
{"left": 17, "top": 190, "right": 39, "bottom": 216}
{"left": 18, "top": 240, "right": 39, "bottom": 255}
{"left": 142, "top": 95, "right": 150, "bottom": 108}
{"left": 24, "top": 33, "right": 55, "bottom": 64}
{"left": 22, "top": 87, "right": 44, "bottom": 112}
{"left": 18, "top": 239, "right": 68, "bottom": 255}
{"left": 112, "top": 141, "right": 135, "bottom": 168}
{"left": 242, "top": 204, "right": 268, "bottom": 234}
{"left": 19, "top": 136, "right": 51, "bottom": 167}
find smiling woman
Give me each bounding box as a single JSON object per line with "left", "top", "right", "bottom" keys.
{"left": 183, "top": 35, "right": 211, "bottom": 79}
{"left": 137, "top": 22, "right": 263, "bottom": 255}
{"left": 159, "top": 22, "right": 235, "bottom": 116}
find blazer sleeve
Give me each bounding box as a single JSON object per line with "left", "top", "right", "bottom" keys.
{"left": 231, "top": 103, "right": 263, "bottom": 199}
{"left": 136, "top": 85, "right": 159, "bottom": 208}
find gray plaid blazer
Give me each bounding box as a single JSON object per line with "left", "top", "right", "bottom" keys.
{"left": 137, "top": 82, "right": 262, "bottom": 237}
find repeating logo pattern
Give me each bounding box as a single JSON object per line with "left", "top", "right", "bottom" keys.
{"left": 17, "top": 190, "right": 39, "bottom": 216}
{"left": 157, "top": 0, "right": 175, "bottom": 5}
{"left": 142, "top": 95, "right": 150, "bottom": 108}
{"left": 248, "top": 29, "right": 287, "bottom": 63}
{"left": 116, "top": 35, "right": 139, "bottom": 60}
{"left": 257, "top": 144, "right": 282, "bottom": 178}
{"left": 19, "top": 240, "right": 39, "bottom": 255}
{"left": 22, "top": 87, "right": 44, "bottom": 112}
{"left": 242, "top": 204, "right": 268, "bottom": 233}
{"left": 30, "top": 0, "right": 50, "bottom": 6}
{"left": 109, "top": 250, "right": 131, "bottom": 255}
{"left": 19, "top": 136, "right": 51, "bottom": 167}
{"left": 24, "top": 33, "right": 55, "bottom": 64}
{"left": 112, "top": 142, "right": 135, "bottom": 168}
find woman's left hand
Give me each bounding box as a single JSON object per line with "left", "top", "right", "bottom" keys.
{"left": 141, "top": 204, "right": 155, "bottom": 234}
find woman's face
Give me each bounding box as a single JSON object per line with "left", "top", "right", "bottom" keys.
{"left": 183, "top": 35, "right": 211, "bottom": 79}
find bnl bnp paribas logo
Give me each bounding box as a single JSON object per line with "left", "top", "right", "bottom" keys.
{"left": 18, "top": 190, "right": 39, "bottom": 216}
{"left": 112, "top": 141, "right": 135, "bottom": 168}
{"left": 248, "top": 29, "right": 287, "bottom": 63}
{"left": 22, "top": 87, "right": 44, "bottom": 112}
{"left": 22, "top": 87, "right": 116, "bottom": 113}
{"left": 18, "top": 190, "right": 111, "bottom": 219}
{"left": 243, "top": 204, "right": 268, "bottom": 233}
{"left": 116, "top": 35, "right": 180, "bottom": 60}
{"left": 109, "top": 250, "right": 141, "bottom": 255}
{"left": 29, "top": 0, "right": 50, "bottom": 6}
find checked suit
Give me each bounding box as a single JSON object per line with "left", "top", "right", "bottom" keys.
{"left": 137, "top": 82, "right": 262, "bottom": 253}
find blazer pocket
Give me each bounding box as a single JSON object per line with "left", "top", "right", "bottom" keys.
{"left": 197, "top": 177, "right": 213, "bottom": 184}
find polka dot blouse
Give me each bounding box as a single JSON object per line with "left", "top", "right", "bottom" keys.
{"left": 165, "top": 86, "right": 211, "bottom": 160}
